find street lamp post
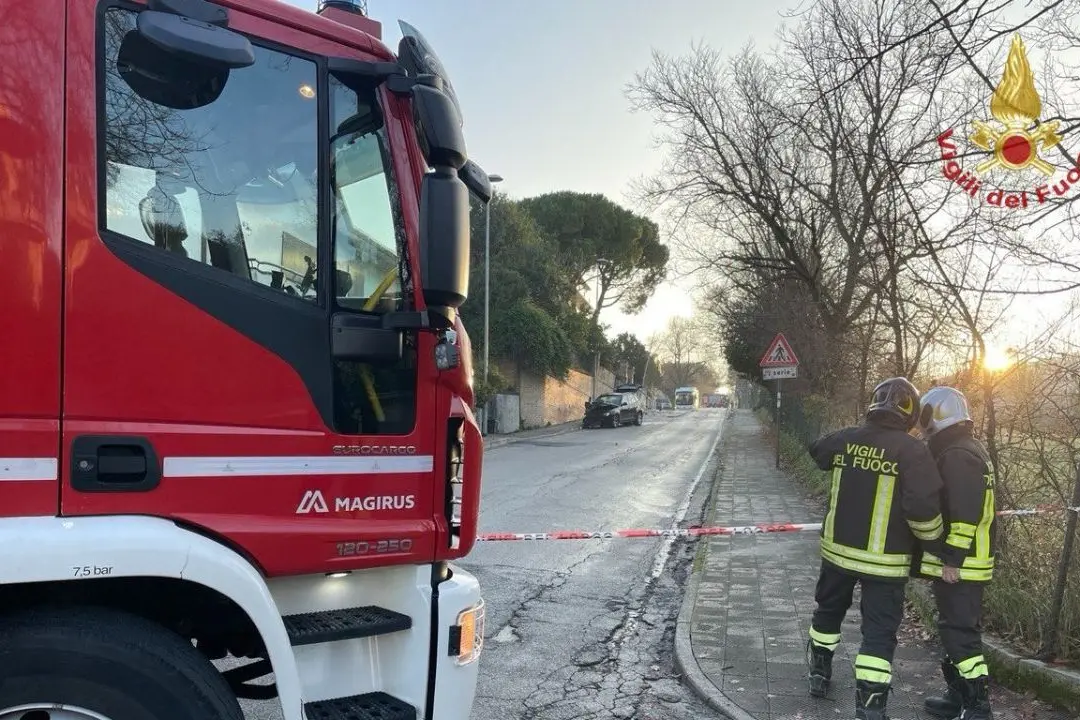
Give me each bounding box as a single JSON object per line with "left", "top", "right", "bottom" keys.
{"left": 591, "top": 258, "right": 611, "bottom": 399}
{"left": 482, "top": 173, "right": 504, "bottom": 384}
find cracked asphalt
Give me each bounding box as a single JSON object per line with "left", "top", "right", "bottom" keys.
{"left": 459, "top": 407, "right": 730, "bottom": 720}
{"left": 232, "top": 407, "right": 728, "bottom": 720}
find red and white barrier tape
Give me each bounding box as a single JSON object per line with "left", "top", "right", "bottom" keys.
{"left": 997, "top": 505, "right": 1080, "bottom": 517}
{"left": 475, "top": 506, "right": 1080, "bottom": 542}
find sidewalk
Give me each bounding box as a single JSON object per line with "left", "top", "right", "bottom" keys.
{"left": 678, "top": 409, "right": 1070, "bottom": 720}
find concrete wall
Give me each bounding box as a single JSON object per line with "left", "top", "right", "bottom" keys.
{"left": 490, "top": 393, "right": 520, "bottom": 434}
{"left": 495, "top": 360, "right": 618, "bottom": 430}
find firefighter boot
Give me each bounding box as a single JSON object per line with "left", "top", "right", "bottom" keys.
{"left": 855, "top": 680, "right": 891, "bottom": 720}
{"left": 957, "top": 676, "right": 993, "bottom": 719}
{"left": 923, "top": 659, "right": 963, "bottom": 718}
{"left": 806, "top": 640, "right": 833, "bottom": 698}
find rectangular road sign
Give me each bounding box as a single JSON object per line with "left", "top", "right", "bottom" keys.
{"left": 763, "top": 366, "right": 797, "bottom": 380}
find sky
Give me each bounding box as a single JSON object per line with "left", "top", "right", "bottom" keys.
{"left": 284, "top": 0, "right": 799, "bottom": 347}
{"left": 283, "top": 0, "right": 1079, "bottom": 363}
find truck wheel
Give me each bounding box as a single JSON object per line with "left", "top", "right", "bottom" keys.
{"left": 0, "top": 606, "right": 243, "bottom": 720}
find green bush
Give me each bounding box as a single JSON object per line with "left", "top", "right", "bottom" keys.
{"left": 472, "top": 367, "right": 510, "bottom": 410}
{"left": 493, "top": 300, "right": 574, "bottom": 380}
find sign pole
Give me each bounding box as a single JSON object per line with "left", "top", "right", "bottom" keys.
{"left": 775, "top": 378, "right": 782, "bottom": 469}
{"left": 759, "top": 332, "right": 799, "bottom": 471}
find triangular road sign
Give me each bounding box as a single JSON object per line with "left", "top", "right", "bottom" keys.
{"left": 759, "top": 333, "right": 800, "bottom": 367}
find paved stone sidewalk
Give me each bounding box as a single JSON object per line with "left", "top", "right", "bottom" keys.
{"left": 684, "top": 409, "right": 1070, "bottom": 720}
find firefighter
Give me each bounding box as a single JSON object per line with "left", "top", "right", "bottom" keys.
{"left": 805, "top": 377, "right": 945, "bottom": 720}
{"left": 914, "top": 385, "right": 996, "bottom": 720}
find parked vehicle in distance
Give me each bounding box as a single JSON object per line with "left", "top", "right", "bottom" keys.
{"left": 702, "top": 393, "right": 730, "bottom": 408}
{"left": 583, "top": 391, "right": 644, "bottom": 428}
{"left": 674, "top": 386, "right": 700, "bottom": 409}
{"left": 655, "top": 398, "right": 671, "bottom": 410}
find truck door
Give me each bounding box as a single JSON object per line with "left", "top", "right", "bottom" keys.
{"left": 61, "top": 0, "right": 438, "bottom": 576}
{"left": 0, "top": 0, "right": 65, "bottom": 518}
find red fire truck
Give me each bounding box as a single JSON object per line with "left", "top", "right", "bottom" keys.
{"left": 0, "top": 0, "right": 491, "bottom": 718}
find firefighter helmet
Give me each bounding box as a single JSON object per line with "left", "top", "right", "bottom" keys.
{"left": 866, "top": 377, "right": 921, "bottom": 429}
{"left": 917, "top": 385, "right": 973, "bottom": 437}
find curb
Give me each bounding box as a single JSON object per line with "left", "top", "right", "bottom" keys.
{"left": 482, "top": 421, "right": 582, "bottom": 450}
{"left": 674, "top": 565, "right": 758, "bottom": 720}
{"left": 907, "top": 582, "right": 1080, "bottom": 714}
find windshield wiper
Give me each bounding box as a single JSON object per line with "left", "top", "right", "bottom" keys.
{"left": 333, "top": 109, "right": 381, "bottom": 141}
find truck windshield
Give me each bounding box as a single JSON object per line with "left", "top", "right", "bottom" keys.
{"left": 100, "top": 7, "right": 406, "bottom": 312}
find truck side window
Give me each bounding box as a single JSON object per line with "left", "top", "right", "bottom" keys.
{"left": 329, "top": 75, "right": 406, "bottom": 312}
{"left": 327, "top": 76, "right": 417, "bottom": 435}
{"left": 101, "top": 7, "right": 321, "bottom": 303}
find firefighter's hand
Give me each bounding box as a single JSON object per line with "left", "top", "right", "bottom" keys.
{"left": 942, "top": 566, "right": 960, "bottom": 584}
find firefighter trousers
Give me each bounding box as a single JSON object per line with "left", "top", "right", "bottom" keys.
{"left": 809, "top": 563, "right": 906, "bottom": 686}
{"left": 933, "top": 579, "right": 989, "bottom": 679}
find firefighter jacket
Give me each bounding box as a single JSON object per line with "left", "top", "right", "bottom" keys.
{"left": 912, "top": 424, "right": 997, "bottom": 583}
{"left": 808, "top": 417, "right": 945, "bottom": 581}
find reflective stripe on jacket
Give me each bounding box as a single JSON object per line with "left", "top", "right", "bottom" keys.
{"left": 809, "top": 418, "right": 944, "bottom": 581}
{"left": 914, "top": 425, "right": 996, "bottom": 583}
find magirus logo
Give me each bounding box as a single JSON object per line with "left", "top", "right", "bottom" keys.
{"left": 296, "top": 489, "right": 329, "bottom": 514}
{"left": 295, "top": 490, "right": 416, "bottom": 514}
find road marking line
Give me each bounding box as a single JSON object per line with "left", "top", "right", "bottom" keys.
{"left": 647, "top": 410, "right": 728, "bottom": 580}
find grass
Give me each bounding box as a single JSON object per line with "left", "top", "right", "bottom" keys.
{"left": 755, "top": 408, "right": 830, "bottom": 499}
{"left": 691, "top": 422, "right": 731, "bottom": 576}
{"left": 907, "top": 581, "right": 1080, "bottom": 715}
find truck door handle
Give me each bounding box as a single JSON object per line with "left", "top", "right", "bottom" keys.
{"left": 70, "top": 435, "right": 161, "bottom": 493}
{"left": 97, "top": 454, "right": 147, "bottom": 476}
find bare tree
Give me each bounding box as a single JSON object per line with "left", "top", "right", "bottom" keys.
{"left": 650, "top": 316, "right": 720, "bottom": 391}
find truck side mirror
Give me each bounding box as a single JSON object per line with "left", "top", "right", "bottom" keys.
{"left": 330, "top": 313, "right": 402, "bottom": 365}
{"left": 117, "top": 1, "right": 255, "bottom": 110}
{"left": 419, "top": 167, "right": 470, "bottom": 311}
{"left": 137, "top": 4, "right": 255, "bottom": 69}
{"left": 459, "top": 160, "right": 493, "bottom": 203}
{"left": 411, "top": 81, "right": 467, "bottom": 170}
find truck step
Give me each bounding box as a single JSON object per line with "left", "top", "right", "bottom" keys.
{"left": 305, "top": 692, "right": 416, "bottom": 720}
{"left": 283, "top": 606, "right": 412, "bottom": 646}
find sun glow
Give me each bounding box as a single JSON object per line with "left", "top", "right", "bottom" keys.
{"left": 982, "top": 344, "right": 1014, "bottom": 372}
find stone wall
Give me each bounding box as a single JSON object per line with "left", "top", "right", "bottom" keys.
{"left": 519, "top": 367, "right": 618, "bottom": 429}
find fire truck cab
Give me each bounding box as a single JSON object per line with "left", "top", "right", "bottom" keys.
{"left": 0, "top": 0, "right": 489, "bottom": 718}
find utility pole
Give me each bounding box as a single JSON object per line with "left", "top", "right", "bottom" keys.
{"left": 482, "top": 173, "right": 503, "bottom": 383}
{"left": 590, "top": 258, "right": 611, "bottom": 398}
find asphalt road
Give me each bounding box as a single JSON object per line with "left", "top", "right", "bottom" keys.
{"left": 235, "top": 407, "right": 728, "bottom": 720}
{"left": 461, "top": 407, "right": 728, "bottom": 720}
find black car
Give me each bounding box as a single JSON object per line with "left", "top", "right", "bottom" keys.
{"left": 582, "top": 392, "right": 643, "bottom": 429}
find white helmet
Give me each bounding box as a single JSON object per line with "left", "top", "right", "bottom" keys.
{"left": 917, "top": 386, "right": 973, "bottom": 437}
